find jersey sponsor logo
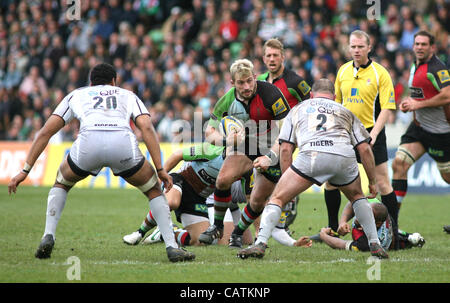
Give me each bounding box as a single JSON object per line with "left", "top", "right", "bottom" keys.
{"left": 388, "top": 91, "right": 395, "bottom": 103}
{"left": 437, "top": 69, "right": 450, "bottom": 84}
{"left": 306, "top": 106, "right": 316, "bottom": 113}
{"left": 428, "top": 147, "right": 444, "bottom": 157}
{"left": 409, "top": 86, "right": 424, "bottom": 99}
{"left": 366, "top": 78, "right": 371, "bottom": 85}
{"left": 347, "top": 88, "right": 364, "bottom": 104}
{"left": 197, "top": 168, "right": 216, "bottom": 185}
{"left": 194, "top": 203, "right": 208, "bottom": 214}
{"left": 298, "top": 80, "right": 311, "bottom": 95}
{"left": 271, "top": 98, "right": 288, "bottom": 116}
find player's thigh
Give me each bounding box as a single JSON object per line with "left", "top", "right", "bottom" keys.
{"left": 185, "top": 220, "right": 210, "bottom": 245}
{"left": 339, "top": 175, "right": 365, "bottom": 203}
{"left": 165, "top": 186, "right": 182, "bottom": 210}
{"left": 271, "top": 168, "right": 312, "bottom": 207}
{"left": 57, "top": 157, "right": 87, "bottom": 187}
{"left": 217, "top": 154, "right": 253, "bottom": 188}
{"left": 393, "top": 142, "right": 425, "bottom": 172}
{"left": 124, "top": 160, "right": 161, "bottom": 199}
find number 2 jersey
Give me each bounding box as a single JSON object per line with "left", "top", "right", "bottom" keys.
{"left": 52, "top": 85, "right": 149, "bottom": 133}
{"left": 279, "top": 97, "right": 370, "bottom": 157}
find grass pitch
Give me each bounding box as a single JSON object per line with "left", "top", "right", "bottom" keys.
{"left": 0, "top": 185, "right": 449, "bottom": 283}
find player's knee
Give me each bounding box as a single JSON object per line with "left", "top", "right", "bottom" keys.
{"left": 393, "top": 147, "right": 415, "bottom": 172}
{"left": 216, "top": 175, "right": 233, "bottom": 190}
{"left": 437, "top": 162, "right": 450, "bottom": 184}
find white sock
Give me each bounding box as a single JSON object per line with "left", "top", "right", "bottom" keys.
{"left": 255, "top": 204, "right": 282, "bottom": 245}
{"left": 149, "top": 195, "right": 178, "bottom": 249}
{"left": 352, "top": 198, "right": 380, "bottom": 245}
{"left": 43, "top": 187, "right": 68, "bottom": 239}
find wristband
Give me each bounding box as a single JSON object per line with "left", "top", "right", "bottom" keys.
{"left": 265, "top": 150, "right": 279, "bottom": 166}
{"left": 22, "top": 162, "right": 32, "bottom": 174}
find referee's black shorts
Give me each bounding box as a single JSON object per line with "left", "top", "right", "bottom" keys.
{"left": 355, "top": 127, "right": 388, "bottom": 166}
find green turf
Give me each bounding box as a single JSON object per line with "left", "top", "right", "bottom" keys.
{"left": 0, "top": 185, "right": 449, "bottom": 283}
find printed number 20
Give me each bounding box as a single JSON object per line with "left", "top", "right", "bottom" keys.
{"left": 316, "top": 114, "right": 327, "bottom": 131}
{"left": 93, "top": 96, "right": 117, "bottom": 109}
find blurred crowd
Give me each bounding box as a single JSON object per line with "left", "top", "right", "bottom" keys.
{"left": 0, "top": 0, "right": 449, "bottom": 142}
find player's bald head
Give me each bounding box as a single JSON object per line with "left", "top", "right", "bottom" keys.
{"left": 311, "top": 78, "right": 335, "bottom": 97}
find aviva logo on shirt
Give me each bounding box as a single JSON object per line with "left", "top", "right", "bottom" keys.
{"left": 272, "top": 98, "right": 288, "bottom": 116}
{"left": 346, "top": 88, "right": 364, "bottom": 104}
{"left": 298, "top": 80, "right": 311, "bottom": 95}
{"left": 437, "top": 70, "right": 450, "bottom": 83}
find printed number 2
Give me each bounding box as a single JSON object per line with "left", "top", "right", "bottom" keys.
{"left": 316, "top": 114, "right": 327, "bottom": 131}
{"left": 93, "top": 96, "right": 117, "bottom": 109}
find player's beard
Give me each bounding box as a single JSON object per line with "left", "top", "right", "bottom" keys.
{"left": 239, "top": 84, "right": 257, "bottom": 101}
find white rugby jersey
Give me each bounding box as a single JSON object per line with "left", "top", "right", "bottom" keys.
{"left": 279, "top": 97, "right": 370, "bottom": 158}
{"left": 53, "top": 85, "right": 149, "bottom": 133}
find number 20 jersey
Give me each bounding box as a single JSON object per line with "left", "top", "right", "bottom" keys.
{"left": 52, "top": 85, "right": 149, "bottom": 133}
{"left": 279, "top": 97, "right": 370, "bottom": 158}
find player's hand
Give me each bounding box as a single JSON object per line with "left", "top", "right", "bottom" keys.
{"left": 8, "top": 171, "right": 28, "bottom": 195}
{"left": 294, "top": 236, "right": 312, "bottom": 247}
{"left": 400, "top": 97, "right": 418, "bottom": 112}
{"left": 367, "top": 183, "right": 377, "bottom": 199}
{"left": 337, "top": 223, "right": 351, "bottom": 236}
{"left": 157, "top": 169, "right": 173, "bottom": 193}
{"left": 253, "top": 155, "right": 271, "bottom": 172}
{"left": 225, "top": 129, "right": 245, "bottom": 147}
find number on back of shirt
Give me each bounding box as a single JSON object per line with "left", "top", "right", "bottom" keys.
{"left": 93, "top": 96, "right": 117, "bottom": 109}
{"left": 307, "top": 113, "right": 335, "bottom": 132}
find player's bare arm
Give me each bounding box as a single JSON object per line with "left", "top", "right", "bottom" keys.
{"left": 401, "top": 86, "right": 450, "bottom": 111}
{"left": 369, "top": 109, "right": 392, "bottom": 146}
{"left": 356, "top": 142, "right": 377, "bottom": 198}
{"left": 163, "top": 149, "right": 183, "bottom": 173}
{"left": 8, "top": 115, "right": 65, "bottom": 194}
{"left": 135, "top": 114, "right": 172, "bottom": 191}
{"left": 279, "top": 141, "right": 295, "bottom": 174}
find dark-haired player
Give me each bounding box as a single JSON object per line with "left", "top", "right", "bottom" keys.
{"left": 393, "top": 31, "right": 450, "bottom": 231}
{"left": 7, "top": 63, "right": 195, "bottom": 262}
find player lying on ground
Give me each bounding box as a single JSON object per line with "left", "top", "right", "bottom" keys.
{"left": 319, "top": 198, "right": 425, "bottom": 252}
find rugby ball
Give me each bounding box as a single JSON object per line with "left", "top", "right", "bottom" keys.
{"left": 219, "top": 116, "right": 244, "bottom": 136}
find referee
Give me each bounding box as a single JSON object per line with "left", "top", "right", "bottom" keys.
{"left": 322, "top": 30, "right": 399, "bottom": 249}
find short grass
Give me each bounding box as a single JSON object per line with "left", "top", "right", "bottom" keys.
{"left": 0, "top": 185, "right": 449, "bottom": 283}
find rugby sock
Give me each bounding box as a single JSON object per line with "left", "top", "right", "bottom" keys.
{"left": 255, "top": 203, "right": 282, "bottom": 245}
{"left": 324, "top": 189, "right": 341, "bottom": 231}
{"left": 392, "top": 179, "right": 407, "bottom": 208}
{"left": 175, "top": 229, "right": 191, "bottom": 246}
{"left": 139, "top": 210, "right": 157, "bottom": 236}
{"left": 233, "top": 203, "right": 262, "bottom": 235}
{"left": 213, "top": 188, "right": 232, "bottom": 229}
{"left": 43, "top": 187, "right": 68, "bottom": 238}
{"left": 381, "top": 191, "right": 400, "bottom": 250}
{"left": 352, "top": 198, "right": 380, "bottom": 245}
{"left": 149, "top": 195, "right": 178, "bottom": 248}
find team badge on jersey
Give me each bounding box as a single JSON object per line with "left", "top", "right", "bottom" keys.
{"left": 272, "top": 98, "right": 288, "bottom": 116}
{"left": 298, "top": 80, "right": 311, "bottom": 95}
{"left": 437, "top": 70, "right": 450, "bottom": 84}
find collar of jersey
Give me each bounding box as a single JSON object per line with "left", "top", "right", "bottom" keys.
{"left": 352, "top": 58, "right": 372, "bottom": 69}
